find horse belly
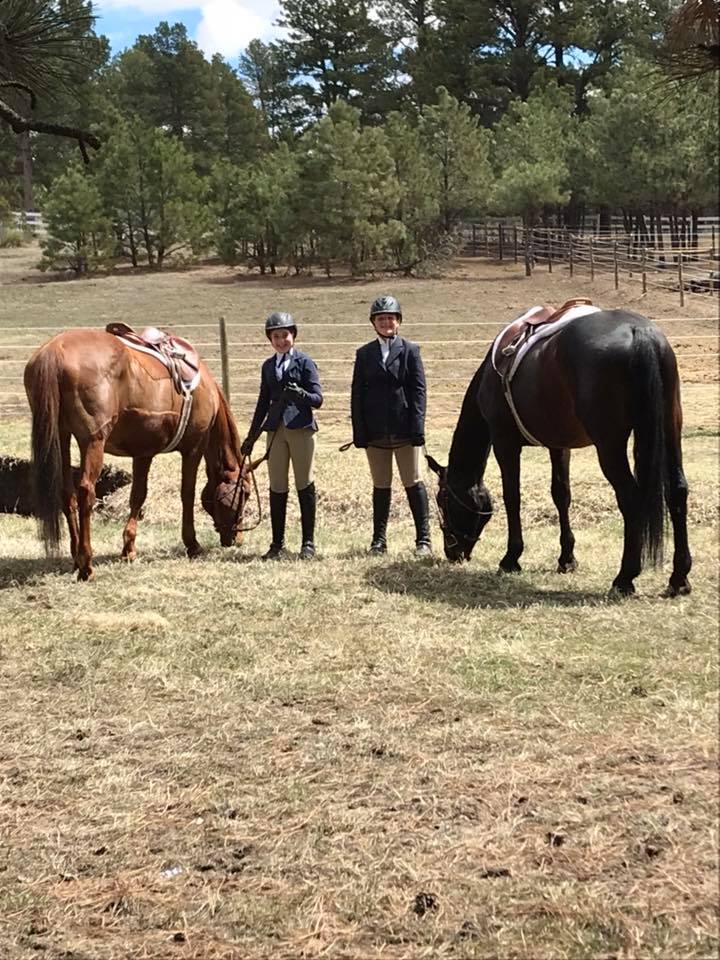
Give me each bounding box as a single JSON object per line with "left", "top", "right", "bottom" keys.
{"left": 105, "top": 368, "right": 181, "bottom": 456}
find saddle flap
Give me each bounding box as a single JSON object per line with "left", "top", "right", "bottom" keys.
{"left": 106, "top": 322, "right": 201, "bottom": 392}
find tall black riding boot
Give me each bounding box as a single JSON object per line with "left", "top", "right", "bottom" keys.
{"left": 297, "top": 482, "right": 317, "bottom": 560}
{"left": 369, "top": 487, "right": 391, "bottom": 555}
{"left": 263, "top": 490, "right": 288, "bottom": 560}
{"left": 405, "top": 482, "right": 432, "bottom": 557}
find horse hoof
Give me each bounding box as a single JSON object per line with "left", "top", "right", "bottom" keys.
{"left": 557, "top": 559, "right": 578, "bottom": 574}
{"left": 121, "top": 551, "right": 136, "bottom": 563}
{"left": 186, "top": 544, "right": 203, "bottom": 560}
{"left": 499, "top": 559, "right": 522, "bottom": 574}
{"left": 77, "top": 568, "right": 95, "bottom": 583}
{"left": 663, "top": 580, "right": 691, "bottom": 598}
{"left": 609, "top": 582, "right": 634, "bottom": 599}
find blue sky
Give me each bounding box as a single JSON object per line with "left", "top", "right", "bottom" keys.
{"left": 95, "top": 1, "right": 281, "bottom": 60}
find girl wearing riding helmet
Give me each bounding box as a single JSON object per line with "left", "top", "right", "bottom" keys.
{"left": 351, "top": 295, "right": 431, "bottom": 557}
{"left": 241, "top": 311, "right": 323, "bottom": 560}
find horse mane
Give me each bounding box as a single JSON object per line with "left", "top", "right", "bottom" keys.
{"left": 448, "top": 353, "right": 492, "bottom": 481}
{"left": 208, "top": 384, "right": 242, "bottom": 481}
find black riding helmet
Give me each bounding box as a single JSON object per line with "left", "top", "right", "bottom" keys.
{"left": 265, "top": 311, "right": 297, "bottom": 339}
{"left": 369, "top": 295, "right": 402, "bottom": 322}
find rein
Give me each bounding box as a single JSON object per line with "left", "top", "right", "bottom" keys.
{"left": 229, "top": 417, "right": 282, "bottom": 535}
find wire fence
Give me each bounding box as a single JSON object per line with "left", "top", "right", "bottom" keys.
{"left": 461, "top": 223, "right": 720, "bottom": 304}
{"left": 2, "top": 314, "right": 716, "bottom": 423}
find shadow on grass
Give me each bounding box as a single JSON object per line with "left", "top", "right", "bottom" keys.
{"left": 365, "top": 559, "right": 605, "bottom": 609}
{"left": 0, "top": 553, "right": 122, "bottom": 589}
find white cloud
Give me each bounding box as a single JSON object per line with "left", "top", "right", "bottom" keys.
{"left": 98, "top": 0, "right": 281, "bottom": 58}
{"left": 196, "top": 0, "right": 280, "bottom": 59}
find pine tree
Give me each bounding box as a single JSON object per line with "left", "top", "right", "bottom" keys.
{"left": 419, "top": 86, "right": 493, "bottom": 232}
{"left": 294, "top": 100, "right": 403, "bottom": 273}
{"left": 96, "top": 118, "right": 211, "bottom": 269}
{"left": 39, "top": 163, "right": 109, "bottom": 273}
{"left": 278, "top": 0, "right": 398, "bottom": 120}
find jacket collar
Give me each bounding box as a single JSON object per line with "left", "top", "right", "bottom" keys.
{"left": 385, "top": 336, "right": 404, "bottom": 376}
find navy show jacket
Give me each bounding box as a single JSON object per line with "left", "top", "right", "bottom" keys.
{"left": 247, "top": 349, "right": 323, "bottom": 437}
{"left": 351, "top": 336, "right": 426, "bottom": 446}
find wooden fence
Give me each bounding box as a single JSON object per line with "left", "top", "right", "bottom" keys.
{"left": 461, "top": 223, "right": 720, "bottom": 304}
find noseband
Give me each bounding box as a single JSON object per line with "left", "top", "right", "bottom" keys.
{"left": 437, "top": 480, "right": 492, "bottom": 551}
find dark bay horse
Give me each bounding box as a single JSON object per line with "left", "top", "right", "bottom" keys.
{"left": 428, "top": 310, "right": 692, "bottom": 597}
{"left": 24, "top": 329, "right": 254, "bottom": 580}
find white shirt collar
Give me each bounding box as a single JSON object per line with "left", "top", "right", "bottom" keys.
{"left": 275, "top": 347, "right": 294, "bottom": 365}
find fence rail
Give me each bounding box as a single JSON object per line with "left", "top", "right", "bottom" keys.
{"left": 1, "top": 315, "right": 716, "bottom": 421}
{"left": 461, "top": 223, "right": 720, "bottom": 304}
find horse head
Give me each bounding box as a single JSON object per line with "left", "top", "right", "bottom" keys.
{"left": 426, "top": 455, "right": 493, "bottom": 563}
{"left": 202, "top": 457, "right": 262, "bottom": 547}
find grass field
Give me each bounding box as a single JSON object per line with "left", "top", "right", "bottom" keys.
{"left": 0, "top": 247, "right": 718, "bottom": 959}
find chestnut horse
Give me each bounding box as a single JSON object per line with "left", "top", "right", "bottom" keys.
{"left": 24, "top": 329, "right": 253, "bottom": 580}
{"left": 428, "top": 310, "right": 692, "bottom": 597}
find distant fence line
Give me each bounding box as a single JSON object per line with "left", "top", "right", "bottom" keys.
{"left": 461, "top": 223, "right": 720, "bottom": 305}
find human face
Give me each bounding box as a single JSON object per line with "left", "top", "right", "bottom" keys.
{"left": 270, "top": 328, "right": 294, "bottom": 353}
{"left": 372, "top": 312, "right": 400, "bottom": 339}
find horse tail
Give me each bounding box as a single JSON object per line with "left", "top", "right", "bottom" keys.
{"left": 631, "top": 326, "right": 667, "bottom": 566}
{"left": 26, "top": 348, "right": 63, "bottom": 553}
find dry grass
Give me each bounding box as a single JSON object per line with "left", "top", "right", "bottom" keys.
{"left": 0, "top": 248, "right": 717, "bottom": 959}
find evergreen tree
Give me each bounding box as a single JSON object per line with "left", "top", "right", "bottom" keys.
{"left": 492, "top": 81, "right": 576, "bottom": 226}
{"left": 108, "top": 22, "right": 265, "bottom": 172}
{"left": 39, "top": 163, "right": 109, "bottom": 273}
{"left": 384, "top": 112, "right": 441, "bottom": 270}
{"left": 419, "top": 86, "right": 493, "bottom": 232}
{"left": 210, "top": 145, "right": 299, "bottom": 272}
{"left": 96, "top": 117, "right": 211, "bottom": 268}
{"left": 278, "top": 0, "right": 398, "bottom": 120}
{"left": 294, "top": 100, "right": 403, "bottom": 273}
{"left": 238, "top": 39, "right": 309, "bottom": 138}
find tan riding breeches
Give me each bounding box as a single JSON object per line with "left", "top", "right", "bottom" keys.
{"left": 366, "top": 443, "right": 422, "bottom": 489}
{"left": 266, "top": 424, "right": 316, "bottom": 493}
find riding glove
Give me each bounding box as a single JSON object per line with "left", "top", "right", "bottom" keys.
{"left": 283, "top": 381, "right": 307, "bottom": 402}
{"left": 240, "top": 436, "right": 255, "bottom": 456}
{"left": 411, "top": 434, "right": 425, "bottom": 447}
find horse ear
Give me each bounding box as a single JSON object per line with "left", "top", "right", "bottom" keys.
{"left": 425, "top": 454, "right": 445, "bottom": 476}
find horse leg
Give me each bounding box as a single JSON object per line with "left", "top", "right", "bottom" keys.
{"left": 550, "top": 447, "right": 577, "bottom": 573}
{"left": 60, "top": 430, "right": 79, "bottom": 565}
{"left": 494, "top": 441, "right": 523, "bottom": 573}
{"left": 664, "top": 442, "right": 692, "bottom": 598}
{"left": 122, "top": 456, "right": 152, "bottom": 562}
{"left": 595, "top": 442, "right": 642, "bottom": 596}
{"left": 75, "top": 437, "right": 105, "bottom": 582}
{"left": 181, "top": 449, "right": 204, "bottom": 559}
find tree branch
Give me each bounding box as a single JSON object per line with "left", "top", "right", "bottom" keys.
{"left": 0, "top": 96, "right": 100, "bottom": 162}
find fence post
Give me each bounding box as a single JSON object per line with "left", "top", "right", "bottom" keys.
{"left": 524, "top": 228, "right": 532, "bottom": 277}
{"left": 219, "top": 315, "right": 230, "bottom": 402}
{"left": 499, "top": 223, "right": 504, "bottom": 261}
{"left": 484, "top": 222, "right": 490, "bottom": 257}
{"left": 548, "top": 232, "right": 553, "bottom": 273}
{"left": 642, "top": 245, "right": 647, "bottom": 294}
{"left": 589, "top": 236, "right": 594, "bottom": 281}
{"left": 613, "top": 241, "right": 619, "bottom": 290}
{"left": 472, "top": 223, "right": 477, "bottom": 254}
{"left": 712, "top": 224, "right": 716, "bottom": 259}
{"left": 678, "top": 252, "right": 685, "bottom": 306}
{"left": 569, "top": 234, "right": 574, "bottom": 277}
{"left": 513, "top": 225, "right": 518, "bottom": 263}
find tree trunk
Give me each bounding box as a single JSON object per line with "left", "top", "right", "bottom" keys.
{"left": 17, "top": 132, "right": 33, "bottom": 212}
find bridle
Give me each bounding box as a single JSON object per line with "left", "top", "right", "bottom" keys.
{"left": 436, "top": 478, "right": 492, "bottom": 552}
